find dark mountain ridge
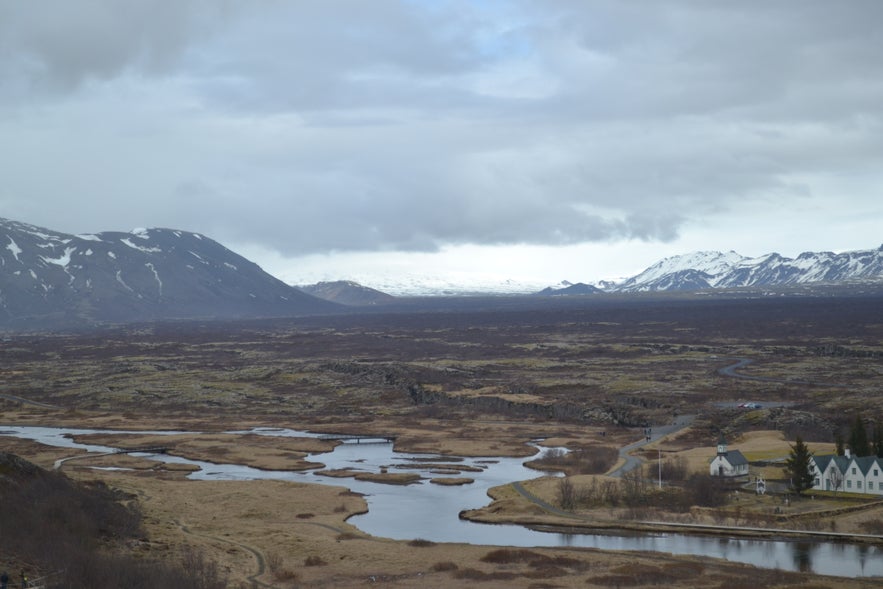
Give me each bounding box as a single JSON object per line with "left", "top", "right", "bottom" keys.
{"left": 0, "top": 218, "right": 337, "bottom": 329}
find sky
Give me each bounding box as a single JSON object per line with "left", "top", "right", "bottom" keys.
{"left": 1, "top": 1, "right": 881, "bottom": 292}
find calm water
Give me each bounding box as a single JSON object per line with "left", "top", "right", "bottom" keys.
{"left": 2, "top": 425, "right": 881, "bottom": 579}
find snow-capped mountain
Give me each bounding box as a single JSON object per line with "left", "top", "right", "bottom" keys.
{"left": 613, "top": 246, "right": 883, "bottom": 292}
{"left": 311, "top": 273, "right": 553, "bottom": 296}
{"left": 0, "top": 218, "right": 336, "bottom": 328}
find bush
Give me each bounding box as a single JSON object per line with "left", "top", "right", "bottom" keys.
{"left": 557, "top": 477, "right": 575, "bottom": 509}
{"left": 407, "top": 538, "right": 436, "bottom": 547}
{"left": 660, "top": 455, "right": 688, "bottom": 481}
{"left": 481, "top": 548, "right": 544, "bottom": 564}
{"left": 683, "top": 472, "right": 727, "bottom": 507}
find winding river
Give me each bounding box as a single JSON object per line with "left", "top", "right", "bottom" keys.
{"left": 1, "top": 425, "right": 881, "bottom": 579}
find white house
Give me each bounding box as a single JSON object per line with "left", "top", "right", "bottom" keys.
{"left": 810, "top": 451, "right": 883, "bottom": 496}
{"left": 709, "top": 436, "right": 749, "bottom": 478}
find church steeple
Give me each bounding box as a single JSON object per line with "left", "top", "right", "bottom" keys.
{"left": 717, "top": 434, "right": 727, "bottom": 456}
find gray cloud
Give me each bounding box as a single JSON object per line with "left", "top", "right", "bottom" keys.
{"left": 1, "top": 0, "right": 881, "bottom": 259}
{"left": 0, "top": 0, "right": 228, "bottom": 96}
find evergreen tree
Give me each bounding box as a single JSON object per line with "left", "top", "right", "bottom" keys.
{"left": 874, "top": 423, "right": 883, "bottom": 458}
{"left": 848, "top": 414, "right": 871, "bottom": 457}
{"left": 784, "top": 436, "right": 815, "bottom": 495}
{"left": 834, "top": 431, "right": 845, "bottom": 456}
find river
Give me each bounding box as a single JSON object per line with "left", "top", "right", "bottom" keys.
{"left": 1, "top": 425, "right": 880, "bottom": 579}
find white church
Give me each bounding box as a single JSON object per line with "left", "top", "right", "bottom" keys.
{"left": 709, "top": 435, "right": 749, "bottom": 478}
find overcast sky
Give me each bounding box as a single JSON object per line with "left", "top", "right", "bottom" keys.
{"left": 2, "top": 1, "right": 881, "bottom": 290}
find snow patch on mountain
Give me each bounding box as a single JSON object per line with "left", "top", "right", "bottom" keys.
{"left": 121, "top": 238, "right": 162, "bottom": 253}
{"left": 40, "top": 247, "right": 76, "bottom": 268}
{"left": 6, "top": 238, "right": 22, "bottom": 261}
{"left": 322, "top": 273, "right": 555, "bottom": 296}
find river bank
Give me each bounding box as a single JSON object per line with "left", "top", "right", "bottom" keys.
{"left": 2, "top": 417, "right": 883, "bottom": 586}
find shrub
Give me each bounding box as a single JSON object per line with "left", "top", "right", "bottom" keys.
{"left": 481, "top": 548, "right": 544, "bottom": 564}
{"left": 683, "top": 472, "right": 727, "bottom": 507}
{"left": 407, "top": 538, "right": 436, "bottom": 547}
{"left": 660, "top": 455, "right": 688, "bottom": 481}
{"left": 557, "top": 477, "right": 575, "bottom": 509}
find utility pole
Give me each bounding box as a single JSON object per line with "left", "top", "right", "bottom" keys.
{"left": 658, "top": 446, "right": 662, "bottom": 489}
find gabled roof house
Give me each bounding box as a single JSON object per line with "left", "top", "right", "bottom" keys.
{"left": 709, "top": 436, "right": 749, "bottom": 478}
{"left": 811, "top": 451, "right": 883, "bottom": 495}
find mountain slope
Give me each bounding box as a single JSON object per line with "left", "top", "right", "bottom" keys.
{"left": 535, "top": 282, "right": 602, "bottom": 296}
{"left": 614, "top": 245, "right": 883, "bottom": 292}
{"left": 0, "top": 218, "right": 338, "bottom": 328}
{"left": 298, "top": 280, "right": 396, "bottom": 306}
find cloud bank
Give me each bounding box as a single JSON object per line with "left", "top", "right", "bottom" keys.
{"left": 1, "top": 1, "right": 881, "bottom": 261}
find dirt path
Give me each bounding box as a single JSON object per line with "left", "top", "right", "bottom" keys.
{"left": 129, "top": 485, "right": 277, "bottom": 588}
{"left": 173, "top": 518, "right": 275, "bottom": 588}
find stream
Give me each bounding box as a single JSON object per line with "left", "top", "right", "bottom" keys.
{"left": 1, "top": 425, "right": 880, "bottom": 579}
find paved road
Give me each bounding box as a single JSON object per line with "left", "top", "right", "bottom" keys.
{"left": 606, "top": 414, "right": 695, "bottom": 478}
{"left": 511, "top": 481, "right": 572, "bottom": 517}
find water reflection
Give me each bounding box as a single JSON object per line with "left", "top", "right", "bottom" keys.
{"left": 792, "top": 542, "right": 814, "bottom": 573}
{"left": 2, "top": 425, "right": 881, "bottom": 579}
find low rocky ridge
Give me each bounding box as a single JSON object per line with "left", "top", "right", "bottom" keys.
{"left": 298, "top": 280, "right": 396, "bottom": 305}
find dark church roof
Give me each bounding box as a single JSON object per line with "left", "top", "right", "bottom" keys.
{"left": 722, "top": 450, "right": 748, "bottom": 466}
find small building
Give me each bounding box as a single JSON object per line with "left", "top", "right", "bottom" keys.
{"left": 709, "top": 435, "right": 749, "bottom": 478}
{"left": 810, "top": 451, "right": 883, "bottom": 496}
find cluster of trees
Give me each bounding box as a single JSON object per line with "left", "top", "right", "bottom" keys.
{"left": 834, "top": 414, "right": 883, "bottom": 458}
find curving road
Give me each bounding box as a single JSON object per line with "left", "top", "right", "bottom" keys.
{"left": 606, "top": 414, "right": 695, "bottom": 478}
{"left": 716, "top": 357, "right": 845, "bottom": 388}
